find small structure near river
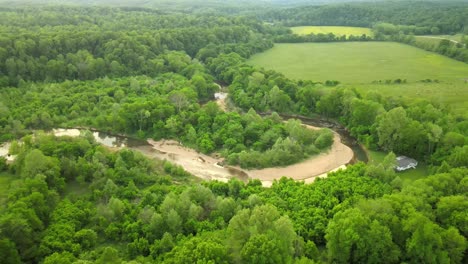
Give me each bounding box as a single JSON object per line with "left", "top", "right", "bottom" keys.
{"left": 395, "top": 156, "right": 418, "bottom": 172}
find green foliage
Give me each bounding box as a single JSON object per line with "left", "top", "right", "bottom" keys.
{"left": 0, "top": 7, "right": 273, "bottom": 86}
{"left": 0, "top": 239, "right": 21, "bottom": 264}
{"left": 0, "top": 3, "right": 467, "bottom": 264}
{"left": 326, "top": 208, "right": 400, "bottom": 264}
{"left": 265, "top": 1, "right": 467, "bottom": 35}
{"left": 228, "top": 204, "right": 297, "bottom": 264}
{"left": 0, "top": 132, "right": 466, "bottom": 264}
{"left": 0, "top": 73, "right": 332, "bottom": 169}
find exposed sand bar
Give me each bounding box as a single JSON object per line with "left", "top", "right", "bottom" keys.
{"left": 51, "top": 123, "right": 354, "bottom": 187}
{"left": 141, "top": 124, "right": 353, "bottom": 187}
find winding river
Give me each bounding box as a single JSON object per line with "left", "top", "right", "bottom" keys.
{"left": 46, "top": 116, "right": 367, "bottom": 187}
{"left": 0, "top": 92, "right": 368, "bottom": 187}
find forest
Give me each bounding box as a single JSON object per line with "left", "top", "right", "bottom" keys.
{"left": 0, "top": 1, "right": 467, "bottom": 264}
{"left": 261, "top": 1, "right": 468, "bottom": 34}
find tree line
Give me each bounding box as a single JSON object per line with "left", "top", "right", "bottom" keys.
{"left": 0, "top": 7, "right": 275, "bottom": 87}
{"left": 260, "top": 1, "right": 468, "bottom": 35}
{"left": 372, "top": 23, "right": 468, "bottom": 64}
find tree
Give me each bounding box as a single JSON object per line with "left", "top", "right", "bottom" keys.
{"left": 108, "top": 197, "right": 125, "bottom": 221}
{"left": 436, "top": 196, "right": 468, "bottom": 237}
{"left": 240, "top": 234, "right": 282, "bottom": 264}
{"left": 326, "top": 208, "right": 400, "bottom": 264}
{"left": 0, "top": 239, "right": 21, "bottom": 264}
{"left": 314, "top": 129, "right": 334, "bottom": 149}
{"left": 426, "top": 123, "right": 443, "bottom": 155}
{"left": 102, "top": 179, "right": 119, "bottom": 203}
{"left": 377, "top": 107, "right": 409, "bottom": 152}
{"left": 169, "top": 91, "right": 189, "bottom": 112}
{"left": 96, "top": 247, "right": 121, "bottom": 264}
{"left": 20, "top": 149, "right": 63, "bottom": 192}
{"left": 268, "top": 86, "right": 292, "bottom": 112}
{"left": 42, "top": 252, "right": 75, "bottom": 264}
{"left": 403, "top": 212, "right": 465, "bottom": 263}
{"left": 165, "top": 209, "right": 182, "bottom": 235}
{"left": 74, "top": 229, "right": 97, "bottom": 250}
{"left": 163, "top": 236, "right": 229, "bottom": 264}
{"left": 316, "top": 89, "right": 343, "bottom": 119}
{"left": 228, "top": 205, "right": 297, "bottom": 264}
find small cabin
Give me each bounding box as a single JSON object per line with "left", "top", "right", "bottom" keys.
{"left": 395, "top": 156, "right": 418, "bottom": 172}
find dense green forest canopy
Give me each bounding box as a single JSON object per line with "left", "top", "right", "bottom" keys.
{"left": 0, "top": 1, "right": 467, "bottom": 264}
{"left": 0, "top": 6, "right": 279, "bottom": 86}
{"left": 261, "top": 1, "right": 468, "bottom": 34}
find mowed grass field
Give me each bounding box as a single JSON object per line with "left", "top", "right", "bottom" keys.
{"left": 291, "top": 26, "right": 372, "bottom": 36}
{"left": 248, "top": 42, "right": 468, "bottom": 83}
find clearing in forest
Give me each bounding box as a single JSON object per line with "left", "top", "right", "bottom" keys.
{"left": 290, "top": 26, "right": 372, "bottom": 36}
{"left": 248, "top": 42, "right": 468, "bottom": 84}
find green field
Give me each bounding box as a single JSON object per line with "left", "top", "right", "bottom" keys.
{"left": 420, "top": 34, "right": 464, "bottom": 42}
{"left": 291, "top": 26, "right": 372, "bottom": 36}
{"left": 354, "top": 82, "right": 468, "bottom": 116}
{"left": 249, "top": 42, "right": 468, "bottom": 115}
{"left": 248, "top": 42, "right": 468, "bottom": 84}
{"left": 414, "top": 36, "right": 443, "bottom": 47}
{"left": 414, "top": 35, "right": 465, "bottom": 48}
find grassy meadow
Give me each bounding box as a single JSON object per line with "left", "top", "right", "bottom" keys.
{"left": 248, "top": 42, "right": 468, "bottom": 83}
{"left": 291, "top": 26, "right": 372, "bottom": 36}
{"left": 418, "top": 34, "right": 464, "bottom": 42}
{"left": 414, "top": 35, "right": 465, "bottom": 48}
{"left": 414, "top": 36, "right": 444, "bottom": 47}
{"left": 248, "top": 42, "right": 468, "bottom": 115}
{"left": 354, "top": 82, "right": 468, "bottom": 116}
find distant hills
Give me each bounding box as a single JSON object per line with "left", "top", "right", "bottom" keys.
{"left": 0, "top": 0, "right": 463, "bottom": 7}
{"left": 0, "top": 0, "right": 465, "bottom": 10}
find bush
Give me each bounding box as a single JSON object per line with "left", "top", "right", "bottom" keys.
{"left": 314, "top": 129, "right": 334, "bottom": 149}
{"left": 0, "top": 157, "right": 7, "bottom": 172}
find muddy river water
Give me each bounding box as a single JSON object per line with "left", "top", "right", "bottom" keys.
{"left": 48, "top": 117, "right": 367, "bottom": 187}
{"left": 0, "top": 94, "right": 367, "bottom": 187}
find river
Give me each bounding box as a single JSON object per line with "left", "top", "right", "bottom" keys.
{"left": 48, "top": 117, "right": 366, "bottom": 187}
{"left": 0, "top": 109, "right": 367, "bottom": 186}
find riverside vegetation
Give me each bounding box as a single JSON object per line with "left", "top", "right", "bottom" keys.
{"left": 0, "top": 1, "right": 467, "bottom": 264}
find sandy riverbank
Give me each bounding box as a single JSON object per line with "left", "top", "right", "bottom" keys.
{"left": 140, "top": 124, "right": 353, "bottom": 187}
{"left": 134, "top": 140, "right": 233, "bottom": 183}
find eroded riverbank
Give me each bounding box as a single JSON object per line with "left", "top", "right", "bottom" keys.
{"left": 138, "top": 123, "right": 353, "bottom": 187}
{"left": 49, "top": 124, "right": 354, "bottom": 187}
